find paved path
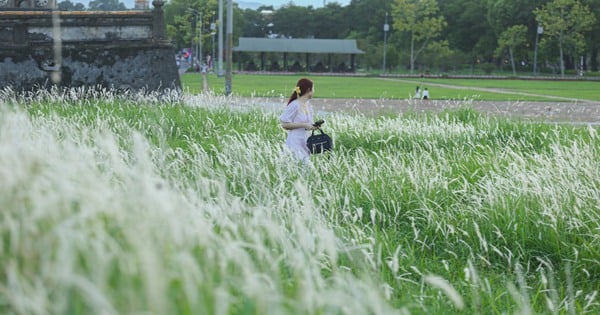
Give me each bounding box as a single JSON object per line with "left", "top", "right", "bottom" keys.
{"left": 380, "top": 77, "right": 599, "bottom": 105}
{"left": 230, "top": 96, "right": 600, "bottom": 125}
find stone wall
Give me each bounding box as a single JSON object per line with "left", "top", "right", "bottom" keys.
{"left": 0, "top": 4, "right": 181, "bottom": 92}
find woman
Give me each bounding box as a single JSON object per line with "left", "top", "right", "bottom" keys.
{"left": 279, "top": 78, "right": 319, "bottom": 164}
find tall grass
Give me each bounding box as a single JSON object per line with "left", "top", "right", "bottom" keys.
{"left": 0, "top": 88, "right": 598, "bottom": 314}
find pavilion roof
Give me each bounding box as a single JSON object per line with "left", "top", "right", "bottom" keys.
{"left": 233, "top": 37, "right": 364, "bottom": 54}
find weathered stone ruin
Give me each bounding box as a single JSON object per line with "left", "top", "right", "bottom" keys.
{"left": 0, "top": 1, "right": 181, "bottom": 92}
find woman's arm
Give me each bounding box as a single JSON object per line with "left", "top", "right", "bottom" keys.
{"left": 281, "top": 122, "right": 317, "bottom": 130}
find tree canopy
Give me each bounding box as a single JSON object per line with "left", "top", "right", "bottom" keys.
{"left": 88, "top": 0, "right": 126, "bottom": 11}
{"left": 52, "top": 0, "right": 600, "bottom": 74}
{"left": 58, "top": 0, "right": 86, "bottom": 10}
{"left": 534, "top": 0, "right": 596, "bottom": 76}
{"left": 159, "top": 0, "right": 600, "bottom": 74}
{"left": 496, "top": 25, "right": 528, "bottom": 75}
{"left": 392, "top": 0, "right": 447, "bottom": 73}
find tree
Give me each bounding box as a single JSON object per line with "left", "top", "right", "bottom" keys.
{"left": 88, "top": 0, "right": 126, "bottom": 10}
{"left": 421, "top": 40, "right": 460, "bottom": 73}
{"left": 344, "top": 0, "right": 392, "bottom": 70}
{"left": 312, "top": 3, "right": 347, "bottom": 39}
{"left": 391, "top": 0, "right": 446, "bottom": 74}
{"left": 534, "top": 0, "right": 596, "bottom": 76}
{"left": 345, "top": 0, "right": 391, "bottom": 42}
{"left": 581, "top": 0, "right": 600, "bottom": 71}
{"left": 271, "top": 5, "right": 314, "bottom": 38}
{"left": 485, "top": 0, "right": 542, "bottom": 67}
{"left": 496, "top": 25, "right": 528, "bottom": 75}
{"left": 58, "top": 0, "right": 86, "bottom": 10}
{"left": 240, "top": 7, "right": 274, "bottom": 38}
{"left": 486, "top": 0, "right": 539, "bottom": 34}
{"left": 164, "top": 0, "right": 219, "bottom": 53}
{"left": 439, "top": 0, "right": 494, "bottom": 59}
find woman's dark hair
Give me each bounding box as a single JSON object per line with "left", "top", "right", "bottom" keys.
{"left": 287, "top": 78, "right": 313, "bottom": 105}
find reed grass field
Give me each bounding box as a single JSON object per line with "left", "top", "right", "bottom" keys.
{"left": 0, "top": 86, "right": 599, "bottom": 314}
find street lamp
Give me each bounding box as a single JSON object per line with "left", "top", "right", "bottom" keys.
{"left": 382, "top": 12, "right": 389, "bottom": 74}
{"left": 189, "top": 8, "right": 209, "bottom": 92}
{"left": 218, "top": 0, "right": 224, "bottom": 76}
{"left": 210, "top": 21, "right": 216, "bottom": 71}
{"left": 188, "top": 8, "right": 203, "bottom": 70}
{"left": 225, "top": 0, "right": 233, "bottom": 95}
{"left": 533, "top": 25, "right": 543, "bottom": 76}
{"left": 266, "top": 22, "right": 274, "bottom": 37}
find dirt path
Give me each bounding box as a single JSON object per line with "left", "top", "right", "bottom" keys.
{"left": 314, "top": 98, "right": 600, "bottom": 124}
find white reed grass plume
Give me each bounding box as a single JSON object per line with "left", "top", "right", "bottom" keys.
{"left": 0, "top": 92, "right": 398, "bottom": 314}
{"left": 1, "top": 88, "right": 599, "bottom": 314}
{"left": 423, "top": 274, "right": 465, "bottom": 310}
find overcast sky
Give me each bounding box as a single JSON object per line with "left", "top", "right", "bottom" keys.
{"left": 72, "top": 0, "right": 350, "bottom": 9}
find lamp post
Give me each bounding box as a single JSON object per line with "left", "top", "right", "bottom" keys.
{"left": 533, "top": 25, "right": 543, "bottom": 76}
{"left": 218, "top": 0, "right": 224, "bottom": 76}
{"left": 189, "top": 8, "right": 208, "bottom": 92}
{"left": 382, "top": 12, "right": 389, "bottom": 74}
{"left": 266, "top": 22, "right": 274, "bottom": 37}
{"left": 189, "top": 15, "right": 196, "bottom": 68}
{"left": 188, "top": 8, "right": 203, "bottom": 71}
{"left": 210, "top": 21, "right": 216, "bottom": 71}
{"left": 225, "top": 0, "right": 232, "bottom": 95}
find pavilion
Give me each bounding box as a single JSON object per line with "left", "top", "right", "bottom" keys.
{"left": 233, "top": 37, "right": 364, "bottom": 72}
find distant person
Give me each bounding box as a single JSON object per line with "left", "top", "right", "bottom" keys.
{"left": 206, "top": 55, "right": 212, "bottom": 70}
{"left": 422, "top": 88, "right": 429, "bottom": 100}
{"left": 279, "top": 78, "right": 320, "bottom": 165}
{"left": 201, "top": 63, "right": 208, "bottom": 92}
{"left": 414, "top": 85, "right": 421, "bottom": 99}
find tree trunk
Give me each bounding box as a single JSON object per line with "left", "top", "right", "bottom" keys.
{"left": 509, "top": 48, "right": 516, "bottom": 76}
{"left": 410, "top": 33, "right": 415, "bottom": 74}
{"left": 591, "top": 47, "right": 598, "bottom": 72}
{"left": 559, "top": 31, "right": 565, "bottom": 77}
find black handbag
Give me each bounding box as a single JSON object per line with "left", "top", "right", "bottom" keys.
{"left": 307, "top": 129, "right": 333, "bottom": 154}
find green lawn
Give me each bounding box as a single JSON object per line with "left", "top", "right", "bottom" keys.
{"left": 415, "top": 78, "right": 600, "bottom": 101}
{"left": 181, "top": 73, "right": 598, "bottom": 101}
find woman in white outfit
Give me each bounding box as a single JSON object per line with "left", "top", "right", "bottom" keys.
{"left": 279, "top": 78, "right": 319, "bottom": 164}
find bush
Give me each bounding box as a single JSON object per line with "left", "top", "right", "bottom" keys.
{"left": 480, "top": 63, "right": 495, "bottom": 74}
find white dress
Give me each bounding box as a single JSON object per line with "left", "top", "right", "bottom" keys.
{"left": 279, "top": 99, "right": 313, "bottom": 163}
